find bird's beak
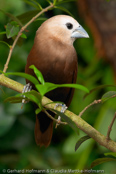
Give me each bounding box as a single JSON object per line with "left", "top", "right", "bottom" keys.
{"left": 71, "top": 25, "right": 89, "bottom": 38}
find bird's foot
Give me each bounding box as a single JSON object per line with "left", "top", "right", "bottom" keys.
{"left": 54, "top": 103, "right": 68, "bottom": 128}
{"left": 21, "top": 83, "right": 32, "bottom": 107}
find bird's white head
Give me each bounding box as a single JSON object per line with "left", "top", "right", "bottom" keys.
{"left": 37, "top": 15, "right": 89, "bottom": 45}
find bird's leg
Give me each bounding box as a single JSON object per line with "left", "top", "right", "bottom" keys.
{"left": 54, "top": 103, "right": 68, "bottom": 128}
{"left": 22, "top": 83, "right": 32, "bottom": 105}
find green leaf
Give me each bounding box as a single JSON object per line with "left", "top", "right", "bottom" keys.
{"left": 5, "top": 90, "right": 42, "bottom": 106}
{"left": 35, "top": 83, "right": 56, "bottom": 96}
{"left": 75, "top": 135, "right": 91, "bottom": 151}
{"left": 0, "top": 41, "right": 11, "bottom": 48}
{"left": 55, "top": 6, "right": 74, "bottom": 17}
{"left": 35, "top": 81, "right": 89, "bottom": 96}
{"left": 91, "top": 158, "right": 116, "bottom": 168}
{"left": 5, "top": 66, "right": 88, "bottom": 97}
{"left": 18, "top": 90, "right": 42, "bottom": 104}
{"left": 5, "top": 72, "right": 39, "bottom": 85}
{"left": 29, "top": 65, "right": 45, "bottom": 84}
{"left": 53, "top": 110, "right": 79, "bottom": 134}
{"left": 4, "top": 96, "right": 26, "bottom": 103}
{"left": 20, "top": 33, "right": 27, "bottom": 39}
{"left": 23, "top": 92, "right": 41, "bottom": 105}
{"left": 6, "top": 21, "right": 19, "bottom": 39}
{"left": 57, "top": 83, "right": 89, "bottom": 93}
{"left": 101, "top": 91, "right": 116, "bottom": 102}
{"left": 16, "top": 91, "right": 41, "bottom": 105}
{"left": 35, "top": 108, "right": 42, "bottom": 114}
{"left": 104, "top": 152, "right": 116, "bottom": 158}
{"left": 26, "top": 90, "right": 42, "bottom": 103}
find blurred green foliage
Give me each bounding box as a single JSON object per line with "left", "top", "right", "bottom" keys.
{"left": 0, "top": 0, "right": 116, "bottom": 173}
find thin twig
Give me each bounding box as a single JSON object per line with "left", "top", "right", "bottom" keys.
{"left": 3, "top": 3, "right": 54, "bottom": 73}
{"left": 79, "top": 99, "right": 101, "bottom": 117}
{"left": 44, "top": 110, "right": 67, "bottom": 126}
{"left": 106, "top": 112, "right": 116, "bottom": 141}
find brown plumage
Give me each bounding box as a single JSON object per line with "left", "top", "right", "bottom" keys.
{"left": 25, "top": 15, "right": 89, "bottom": 147}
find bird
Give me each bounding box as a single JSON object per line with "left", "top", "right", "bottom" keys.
{"left": 25, "top": 15, "right": 89, "bottom": 147}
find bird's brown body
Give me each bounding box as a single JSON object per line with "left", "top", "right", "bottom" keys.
{"left": 25, "top": 15, "right": 89, "bottom": 147}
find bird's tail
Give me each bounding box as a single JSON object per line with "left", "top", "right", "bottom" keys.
{"left": 34, "top": 111, "right": 53, "bottom": 147}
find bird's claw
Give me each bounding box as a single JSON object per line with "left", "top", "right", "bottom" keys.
{"left": 54, "top": 103, "right": 68, "bottom": 112}
{"left": 54, "top": 103, "right": 68, "bottom": 128}
{"left": 22, "top": 83, "right": 32, "bottom": 105}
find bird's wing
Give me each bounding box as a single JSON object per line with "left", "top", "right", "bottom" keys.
{"left": 65, "top": 62, "right": 78, "bottom": 107}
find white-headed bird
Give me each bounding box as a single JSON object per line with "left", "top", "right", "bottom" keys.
{"left": 25, "top": 15, "right": 89, "bottom": 147}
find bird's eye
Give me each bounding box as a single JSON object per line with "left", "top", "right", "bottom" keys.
{"left": 66, "top": 23, "right": 73, "bottom": 30}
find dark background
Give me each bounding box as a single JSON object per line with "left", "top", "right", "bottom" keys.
{"left": 0, "top": 0, "right": 116, "bottom": 173}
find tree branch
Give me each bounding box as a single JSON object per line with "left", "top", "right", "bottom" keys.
{"left": 106, "top": 112, "right": 116, "bottom": 141}
{"left": 3, "top": 3, "right": 54, "bottom": 73}
{"left": 0, "top": 75, "right": 116, "bottom": 152}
